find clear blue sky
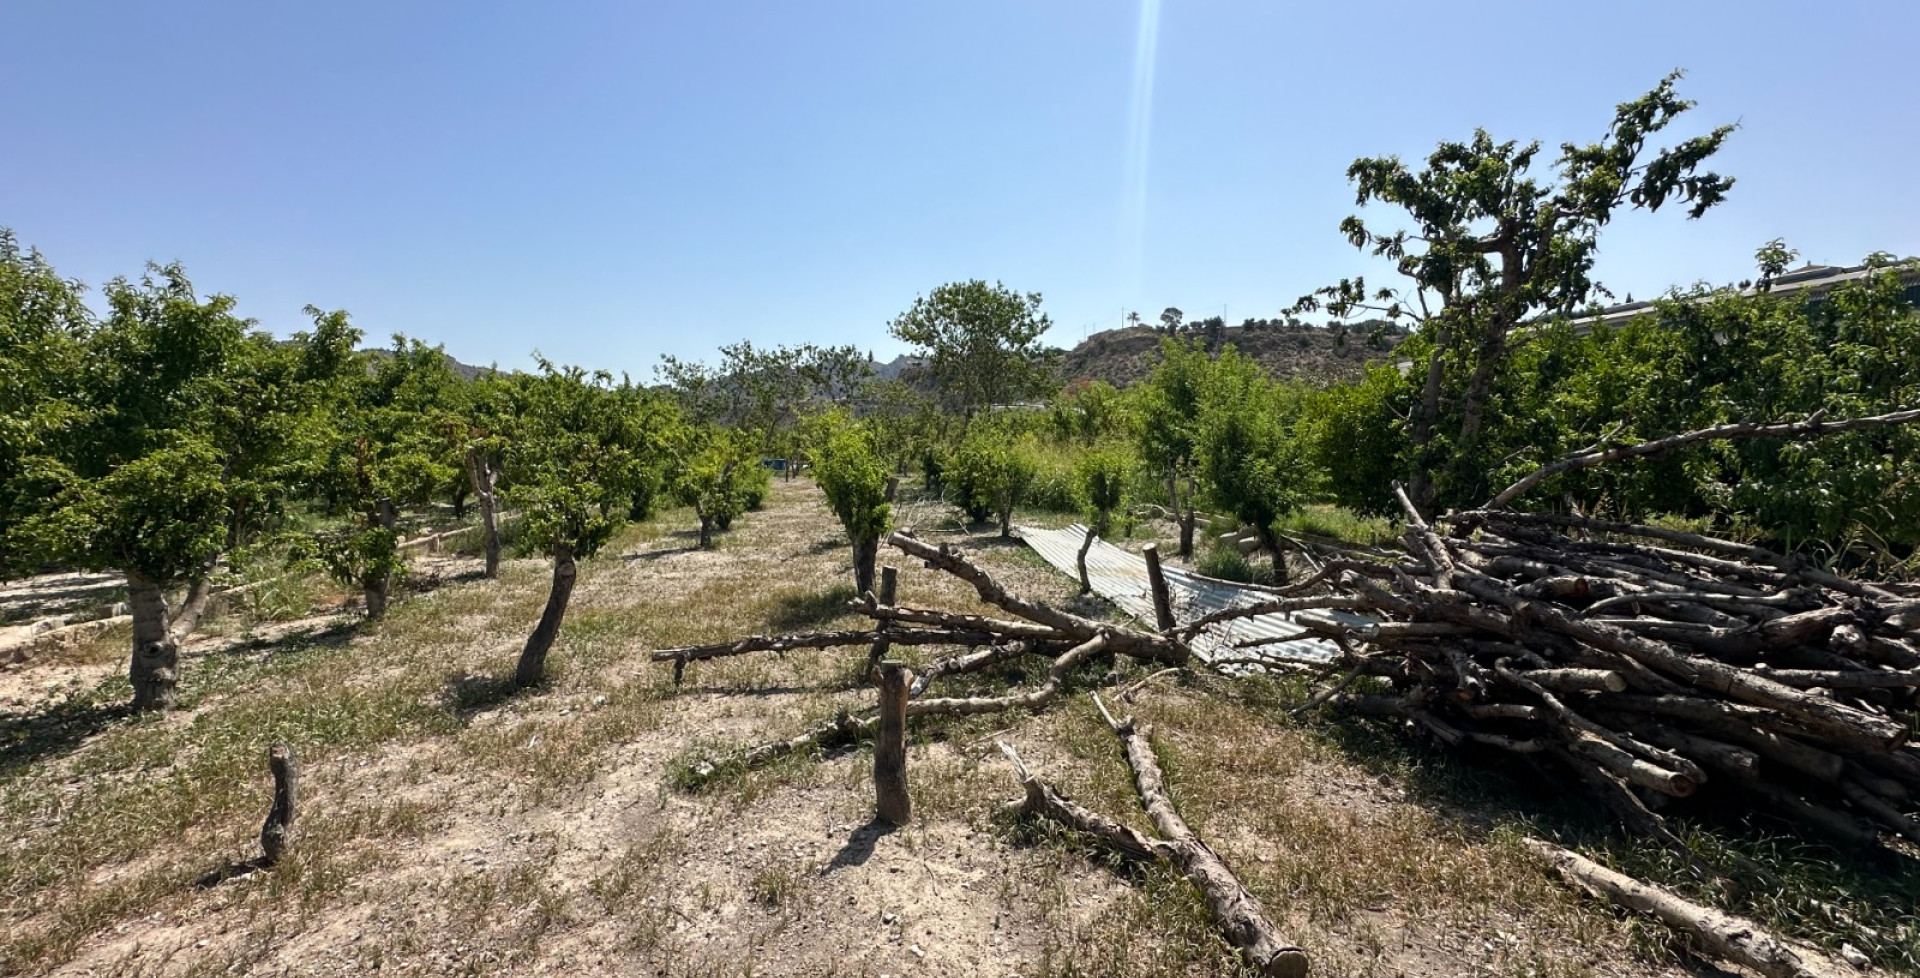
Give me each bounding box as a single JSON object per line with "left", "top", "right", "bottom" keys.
{"left": 4, "top": 1, "right": 1916, "bottom": 375}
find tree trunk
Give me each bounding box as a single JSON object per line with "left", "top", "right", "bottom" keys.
{"left": 998, "top": 494, "right": 1013, "bottom": 539}
{"left": 465, "top": 449, "right": 501, "bottom": 579}
{"left": 1076, "top": 527, "right": 1096, "bottom": 594}
{"left": 364, "top": 499, "right": 399, "bottom": 620}
{"left": 1256, "top": 525, "right": 1290, "bottom": 585}
{"left": 514, "top": 548, "right": 578, "bottom": 688}
{"left": 127, "top": 570, "right": 181, "bottom": 712}
{"left": 451, "top": 483, "right": 469, "bottom": 519}
{"left": 259, "top": 745, "right": 299, "bottom": 866}
{"left": 698, "top": 513, "right": 715, "bottom": 549}
{"left": 1179, "top": 475, "right": 1197, "bottom": 559}
{"left": 853, "top": 534, "right": 880, "bottom": 597}
{"left": 1407, "top": 328, "right": 1451, "bottom": 516}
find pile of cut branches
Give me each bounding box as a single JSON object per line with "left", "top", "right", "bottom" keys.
{"left": 1277, "top": 412, "right": 1920, "bottom": 854}
{"left": 1290, "top": 496, "right": 1920, "bottom": 852}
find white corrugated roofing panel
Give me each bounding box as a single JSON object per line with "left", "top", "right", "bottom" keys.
{"left": 1019, "top": 524, "right": 1362, "bottom": 666}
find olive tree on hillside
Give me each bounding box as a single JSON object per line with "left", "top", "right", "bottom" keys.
{"left": 889, "top": 280, "right": 1055, "bottom": 417}
{"left": 1291, "top": 71, "right": 1736, "bottom": 514}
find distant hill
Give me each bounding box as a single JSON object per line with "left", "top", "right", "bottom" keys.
{"left": 1057, "top": 319, "right": 1407, "bottom": 388}
{"left": 361, "top": 346, "right": 494, "bottom": 381}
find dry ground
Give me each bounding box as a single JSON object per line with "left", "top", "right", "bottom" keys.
{"left": 0, "top": 479, "right": 1834, "bottom": 977}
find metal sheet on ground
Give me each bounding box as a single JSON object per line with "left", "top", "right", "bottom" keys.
{"left": 1019, "top": 524, "right": 1362, "bottom": 665}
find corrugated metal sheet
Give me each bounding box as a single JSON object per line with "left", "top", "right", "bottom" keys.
{"left": 1020, "top": 524, "right": 1365, "bottom": 665}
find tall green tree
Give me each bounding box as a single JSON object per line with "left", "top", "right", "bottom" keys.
{"left": 313, "top": 329, "right": 460, "bottom": 619}
{"left": 505, "top": 362, "right": 677, "bottom": 687}
{"left": 1195, "top": 350, "right": 1309, "bottom": 581}
{"left": 1132, "top": 337, "right": 1211, "bottom": 558}
{"left": 808, "top": 410, "right": 892, "bottom": 595}
{"left": 889, "top": 280, "right": 1055, "bottom": 416}
{"left": 5, "top": 259, "right": 355, "bottom": 710}
{"left": 0, "top": 231, "right": 90, "bottom": 578}
{"left": 1292, "top": 71, "right": 1736, "bottom": 513}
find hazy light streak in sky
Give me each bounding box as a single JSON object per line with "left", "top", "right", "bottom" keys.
{"left": 1119, "top": 0, "right": 1161, "bottom": 315}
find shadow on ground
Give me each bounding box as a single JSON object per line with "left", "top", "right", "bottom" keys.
{"left": 767, "top": 585, "right": 861, "bottom": 631}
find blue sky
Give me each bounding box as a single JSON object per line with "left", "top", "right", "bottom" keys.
{"left": 4, "top": 1, "right": 1916, "bottom": 375}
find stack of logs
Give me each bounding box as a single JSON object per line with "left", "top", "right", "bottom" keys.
{"left": 1272, "top": 490, "right": 1920, "bottom": 855}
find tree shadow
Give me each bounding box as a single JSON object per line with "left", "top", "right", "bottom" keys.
{"left": 767, "top": 585, "right": 860, "bottom": 631}
{"left": 825, "top": 817, "right": 897, "bottom": 872}
{"left": 194, "top": 855, "right": 274, "bottom": 890}
{"left": 625, "top": 545, "right": 699, "bottom": 563}
{"left": 0, "top": 698, "right": 133, "bottom": 779}
{"left": 441, "top": 671, "right": 522, "bottom": 721}
{"left": 807, "top": 537, "right": 848, "bottom": 556}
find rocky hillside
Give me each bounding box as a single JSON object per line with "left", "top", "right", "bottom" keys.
{"left": 1057, "top": 321, "right": 1406, "bottom": 387}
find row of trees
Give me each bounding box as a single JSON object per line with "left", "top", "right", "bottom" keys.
{"left": 793, "top": 73, "right": 1915, "bottom": 585}
{"left": 0, "top": 234, "right": 771, "bottom": 711}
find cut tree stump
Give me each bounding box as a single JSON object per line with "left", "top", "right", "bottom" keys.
{"left": 260, "top": 745, "right": 298, "bottom": 866}
{"left": 875, "top": 661, "right": 913, "bottom": 825}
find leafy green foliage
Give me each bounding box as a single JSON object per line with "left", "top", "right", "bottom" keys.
{"left": 1195, "top": 348, "right": 1311, "bottom": 572}
{"left": 1075, "top": 440, "right": 1134, "bottom": 537}
{"left": 889, "top": 280, "right": 1056, "bottom": 416}
{"left": 808, "top": 410, "right": 891, "bottom": 544}
{"left": 672, "top": 425, "right": 759, "bottom": 546}
{"left": 509, "top": 362, "right": 678, "bottom": 561}
{"left": 1292, "top": 72, "right": 1737, "bottom": 511}
{"left": 945, "top": 419, "right": 1036, "bottom": 536}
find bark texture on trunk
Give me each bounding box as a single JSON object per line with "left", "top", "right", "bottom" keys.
{"left": 515, "top": 549, "right": 578, "bottom": 687}
{"left": 1525, "top": 839, "right": 1851, "bottom": 978}
{"left": 1178, "top": 475, "right": 1197, "bottom": 560}
{"left": 127, "top": 570, "right": 181, "bottom": 712}
{"left": 260, "top": 745, "right": 298, "bottom": 866}
{"left": 364, "top": 500, "right": 399, "bottom": 620}
{"left": 465, "top": 449, "right": 501, "bottom": 579}
{"left": 853, "top": 535, "right": 879, "bottom": 598}
{"left": 874, "top": 662, "right": 913, "bottom": 825}
{"left": 1075, "top": 528, "right": 1096, "bottom": 594}
{"left": 698, "top": 513, "right": 715, "bottom": 549}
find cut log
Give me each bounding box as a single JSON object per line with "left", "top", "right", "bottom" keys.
{"left": 1524, "top": 838, "right": 1857, "bottom": 978}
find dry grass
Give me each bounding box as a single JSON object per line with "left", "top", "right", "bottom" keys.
{"left": 3, "top": 478, "right": 1905, "bottom": 976}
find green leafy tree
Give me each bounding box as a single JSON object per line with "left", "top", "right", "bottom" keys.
{"left": 4, "top": 259, "right": 355, "bottom": 710}
{"left": 505, "top": 361, "right": 676, "bottom": 687}
{"left": 889, "top": 280, "right": 1056, "bottom": 416}
{"left": 0, "top": 231, "right": 90, "bottom": 578}
{"left": 1292, "top": 71, "right": 1736, "bottom": 513}
{"left": 443, "top": 369, "right": 514, "bottom": 578}
{"left": 808, "top": 410, "right": 893, "bottom": 595}
{"left": 946, "top": 420, "right": 1035, "bottom": 538}
{"left": 1132, "top": 337, "right": 1211, "bottom": 557}
{"left": 1196, "top": 349, "right": 1309, "bottom": 580}
{"left": 312, "top": 328, "right": 461, "bottom": 619}
{"left": 672, "top": 424, "right": 759, "bottom": 549}
{"left": 1072, "top": 439, "right": 1134, "bottom": 592}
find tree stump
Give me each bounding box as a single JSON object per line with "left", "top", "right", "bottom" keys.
{"left": 1143, "top": 544, "right": 1176, "bottom": 631}
{"left": 875, "top": 661, "right": 913, "bottom": 825}
{"left": 260, "top": 745, "right": 298, "bottom": 866}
